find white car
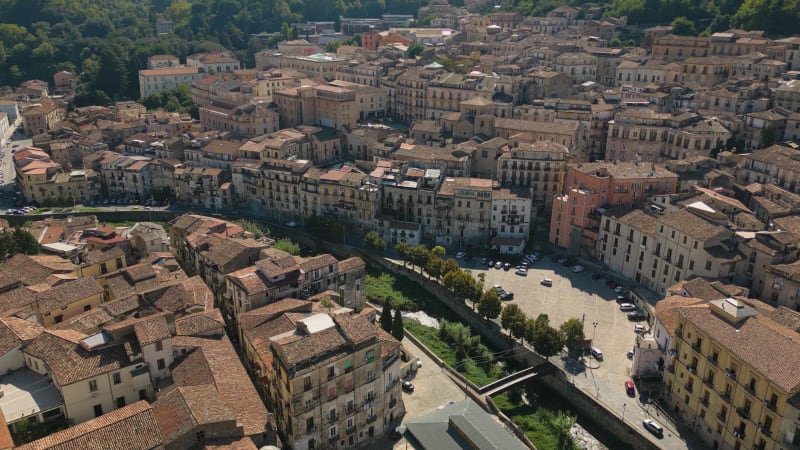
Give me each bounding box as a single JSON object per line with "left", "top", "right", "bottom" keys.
{"left": 515, "top": 267, "right": 528, "bottom": 276}
{"left": 634, "top": 324, "right": 647, "bottom": 334}
{"left": 615, "top": 286, "right": 628, "bottom": 294}
{"left": 285, "top": 221, "right": 297, "bottom": 227}
{"left": 455, "top": 251, "right": 466, "bottom": 259}
{"left": 540, "top": 278, "right": 552, "bottom": 286}
{"left": 571, "top": 265, "right": 585, "bottom": 273}
{"left": 619, "top": 303, "right": 636, "bottom": 312}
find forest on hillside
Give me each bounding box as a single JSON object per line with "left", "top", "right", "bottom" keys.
{"left": 0, "top": 0, "right": 798, "bottom": 106}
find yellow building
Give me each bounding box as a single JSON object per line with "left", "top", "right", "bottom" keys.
{"left": 664, "top": 298, "right": 800, "bottom": 450}
{"left": 34, "top": 277, "right": 104, "bottom": 327}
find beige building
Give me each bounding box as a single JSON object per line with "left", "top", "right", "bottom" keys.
{"left": 273, "top": 81, "right": 386, "bottom": 131}
{"left": 138, "top": 67, "right": 204, "bottom": 98}
{"left": 34, "top": 277, "right": 104, "bottom": 327}
{"left": 255, "top": 52, "right": 347, "bottom": 78}
{"left": 551, "top": 52, "right": 597, "bottom": 83}
{"left": 661, "top": 297, "right": 800, "bottom": 450}
{"left": 238, "top": 300, "right": 404, "bottom": 450}
{"left": 186, "top": 52, "right": 241, "bottom": 73}
{"left": 598, "top": 206, "right": 739, "bottom": 293}
{"left": 21, "top": 100, "right": 61, "bottom": 136}
{"left": 14, "top": 147, "right": 101, "bottom": 204}
{"left": 199, "top": 100, "right": 280, "bottom": 138}
{"left": 497, "top": 140, "right": 569, "bottom": 212}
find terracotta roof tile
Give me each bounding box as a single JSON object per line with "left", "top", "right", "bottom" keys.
{"left": 15, "top": 401, "right": 163, "bottom": 450}
{"left": 35, "top": 277, "right": 103, "bottom": 312}
{"left": 0, "top": 317, "right": 44, "bottom": 355}
{"left": 134, "top": 315, "right": 171, "bottom": 346}
{"left": 174, "top": 309, "right": 225, "bottom": 337}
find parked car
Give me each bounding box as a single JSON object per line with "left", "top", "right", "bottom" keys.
{"left": 616, "top": 295, "right": 628, "bottom": 303}
{"left": 591, "top": 347, "right": 603, "bottom": 360}
{"left": 634, "top": 324, "right": 647, "bottom": 334}
{"left": 494, "top": 261, "right": 503, "bottom": 269}
{"left": 615, "top": 285, "right": 628, "bottom": 294}
{"left": 643, "top": 419, "right": 664, "bottom": 438}
{"left": 487, "top": 259, "right": 494, "bottom": 268}
{"left": 415, "top": 358, "right": 422, "bottom": 368}
{"left": 493, "top": 284, "right": 503, "bottom": 292}
{"left": 515, "top": 267, "right": 528, "bottom": 276}
{"left": 402, "top": 381, "right": 414, "bottom": 393}
{"left": 619, "top": 303, "right": 636, "bottom": 312}
{"left": 455, "top": 251, "right": 466, "bottom": 259}
{"left": 500, "top": 292, "right": 515, "bottom": 301}
{"left": 503, "top": 262, "right": 511, "bottom": 271}
{"left": 627, "top": 311, "right": 646, "bottom": 321}
{"left": 480, "top": 257, "right": 487, "bottom": 264}
{"left": 571, "top": 265, "right": 585, "bottom": 273}
{"left": 540, "top": 278, "right": 552, "bottom": 287}
{"left": 556, "top": 257, "right": 568, "bottom": 264}
{"left": 625, "top": 380, "right": 636, "bottom": 396}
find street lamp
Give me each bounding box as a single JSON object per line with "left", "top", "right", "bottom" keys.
{"left": 622, "top": 403, "right": 627, "bottom": 421}
{"left": 592, "top": 321, "right": 598, "bottom": 345}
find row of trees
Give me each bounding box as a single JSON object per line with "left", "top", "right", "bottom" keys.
{"left": 438, "top": 320, "right": 494, "bottom": 371}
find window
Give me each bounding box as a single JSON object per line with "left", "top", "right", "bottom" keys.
{"left": 93, "top": 404, "right": 103, "bottom": 417}
{"left": 328, "top": 365, "right": 335, "bottom": 380}
{"left": 113, "top": 373, "right": 121, "bottom": 385}
{"left": 116, "top": 396, "right": 125, "bottom": 408}
{"left": 155, "top": 341, "right": 163, "bottom": 352}
{"left": 307, "top": 417, "right": 315, "bottom": 433}
{"left": 139, "top": 389, "right": 148, "bottom": 401}
{"left": 157, "top": 359, "right": 165, "bottom": 370}
{"left": 705, "top": 261, "right": 712, "bottom": 271}
{"left": 304, "top": 375, "right": 312, "bottom": 390}
{"left": 89, "top": 380, "right": 98, "bottom": 392}
{"left": 329, "top": 407, "right": 337, "bottom": 421}
{"left": 329, "top": 426, "right": 338, "bottom": 438}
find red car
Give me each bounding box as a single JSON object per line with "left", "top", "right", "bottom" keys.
{"left": 625, "top": 380, "right": 636, "bottom": 396}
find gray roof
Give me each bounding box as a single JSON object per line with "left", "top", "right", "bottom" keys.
{"left": 406, "top": 399, "right": 527, "bottom": 450}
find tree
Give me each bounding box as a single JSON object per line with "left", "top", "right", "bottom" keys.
{"left": 560, "top": 318, "right": 586, "bottom": 352}
{"left": 395, "top": 242, "right": 409, "bottom": 266}
{"left": 425, "top": 256, "right": 444, "bottom": 280}
{"left": 430, "top": 245, "right": 446, "bottom": 258}
{"left": 274, "top": 238, "right": 300, "bottom": 255}
{"left": 440, "top": 258, "right": 460, "bottom": 278}
{"left": 380, "top": 300, "right": 393, "bottom": 333}
{"left": 671, "top": 16, "right": 697, "bottom": 36}
{"left": 406, "top": 43, "right": 424, "bottom": 58}
{"left": 477, "top": 289, "right": 502, "bottom": 320}
{"left": 363, "top": 231, "right": 386, "bottom": 251}
{"left": 510, "top": 314, "right": 528, "bottom": 341}
{"left": 408, "top": 245, "right": 430, "bottom": 273}
{"left": 391, "top": 308, "right": 404, "bottom": 341}
{"left": 533, "top": 325, "right": 565, "bottom": 360}
{"left": 501, "top": 304, "right": 525, "bottom": 336}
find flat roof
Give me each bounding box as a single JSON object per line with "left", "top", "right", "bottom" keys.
{"left": 0, "top": 368, "right": 63, "bottom": 423}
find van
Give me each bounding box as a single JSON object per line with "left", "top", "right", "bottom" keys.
{"left": 643, "top": 419, "right": 664, "bottom": 438}
{"left": 591, "top": 347, "right": 603, "bottom": 360}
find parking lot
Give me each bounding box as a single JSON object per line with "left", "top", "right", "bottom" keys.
{"left": 460, "top": 254, "right": 693, "bottom": 449}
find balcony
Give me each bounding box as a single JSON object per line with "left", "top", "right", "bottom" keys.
{"left": 704, "top": 378, "right": 715, "bottom": 388}
{"left": 765, "top": 401, "right": 778, "bottom": 412}
{"left": 667, "top": 365, "right": 676, "bottom": 374}
{"left": 691, "top": 342, "right": 701, "bottom": 352}
{"left": 736, "top": 408, "right": 751, "bottom": 420}
{"left": 366, "top": 415, "right": 377, "bottom": 424}
{"left": 386, "top": 379, "right": 399, "bottom": 392}
{"left": 725, "top": 369, "right": 737, "bottom": 380}
{"left": 700, "top": 397, "right": 710, "bottom": 407}
{"left": 732, "top": 429, "right": 746, "bottom": 440}
{"left": 675, "top": 328, "right": 683, "bottom": 338}
{"left": 345, "top": 385, "right": 354, "bottom": 393}
{"left": 684, "top": 383, "right": 693, "bottom": 393}
{"left": 716, "top": 411, "right": 727, "bottom": 421}
{"left": 758, "top": 424, "right": 772, "bottom": 437}
{"left": 329, "top": 433, "right": 340, "bottom": 442}
{"left": 346, "top": 426, "right": 355, "bottom": 435}
{"left": 707, "top": 356, "right": 718, "bottom": 366}
{"left": 721, "top": 392, "right": 732, "bottom": 404}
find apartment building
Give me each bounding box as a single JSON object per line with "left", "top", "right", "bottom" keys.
{"left": 551, "top": 52, "right": 597, "bottom": 83}
{"left": 662, "top": 297, "right": 800, "bottom": 450}
{"left": 231, "top": 158, "right": 311, "bottom": 221}
{"left": 186, "top": 52, "right": 241, "bottom": 73}
{"left": 198, "top": 100, "right": 281, "bottom": 138}
{"left": 99, "top": 153, "right": 153, "bottom": 201}
{"left": 493, "top": 117, "right": 585, "bottom": 154}
{"left": 335, "top": 61, "right": 385, "bottom": 87}
{"left": 317, "top": 166, "right": 380, "bottom": 227}
{"left": 490, "top": 187, "right": 532, "bottom": 254}
{"left": 14, "top": 147, "right": 101, "bottom": 204}
{"left": 550, "top": 161, "right": 678, "bottom": 252}
{"left": 173, "top": 166, "right": 233, "bottom": 210}
{"left": 255, "top": 52, "right": 347, "bottom": 78}
{"left": 606, "top": 108, "right": 731, "bottom": 163}
{"left": 373, "top": 162, "right": 444, "bottom": 242}
{"left": 761, "top": 260, "right": 800, "bottom": 309}
{"left": 273, "top": 81, "right": 386, "bottom": 131}
{"left": 138, "top": 67, "right": 204, "bottom": 98}
{"left": 21, "top": 100, "right": 61, "bottom": 136}
{"left": 389, "top": 67, "right": 444, "bottom": 123}
{"left": 737, "top": 144, "right": 800, "bottom": 193}
{"left": 497, "top": 140, "right": 569, "bottom": 212}
{"left": 238, "top": 301, "right": 404, "bottom": 450}
{"left": 184, "top": 139, "right": 240, "bottom": 170}
{"left": 34, "top": 277, "right": 104, "bottom": 327}
{"left": 598, "top": 206, "right": 739, "bottom": 293}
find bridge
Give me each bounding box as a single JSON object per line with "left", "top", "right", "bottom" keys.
{"left": 478, "top": 363, "right": 554, "bottom": 397}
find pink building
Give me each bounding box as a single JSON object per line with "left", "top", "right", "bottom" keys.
{"left": 550, "top": 161, "right": 678, "bottom": 253}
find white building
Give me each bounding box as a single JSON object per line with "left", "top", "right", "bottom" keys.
{"left": 138, "top": 67, "right": 204, "bottom": 98}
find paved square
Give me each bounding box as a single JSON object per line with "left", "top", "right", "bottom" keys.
{"left": 462, "top": 256, "right": 639, "bottom": 398}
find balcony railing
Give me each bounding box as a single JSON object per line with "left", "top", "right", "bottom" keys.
{"left": 684, "top": 383, "right": 693, "bottom": 393}
{"left": 704, "top": 378, "right": 715, "bottom": 388}
{"left": 736, "top": 408, "right": 751, "bottom": 420}
{"left": 716, "top": 411, "right": 727, "bottom": 421}
{"left": 700, "top": 397, "right": 710, "bottom": 407}
{"left": 346, "top": 426, "right": 355, "bottom": 435}
{"left": 721, "top": 392, "right": 732, "bottom": 403}
{"left": 732, "top": 429, "right": 745, "bottom": 440}
{"left": 366, "top": 415, "right": 377, "bottom": 424}
{"left": 329, "top": 433, "right": 340, "bottom": 442}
